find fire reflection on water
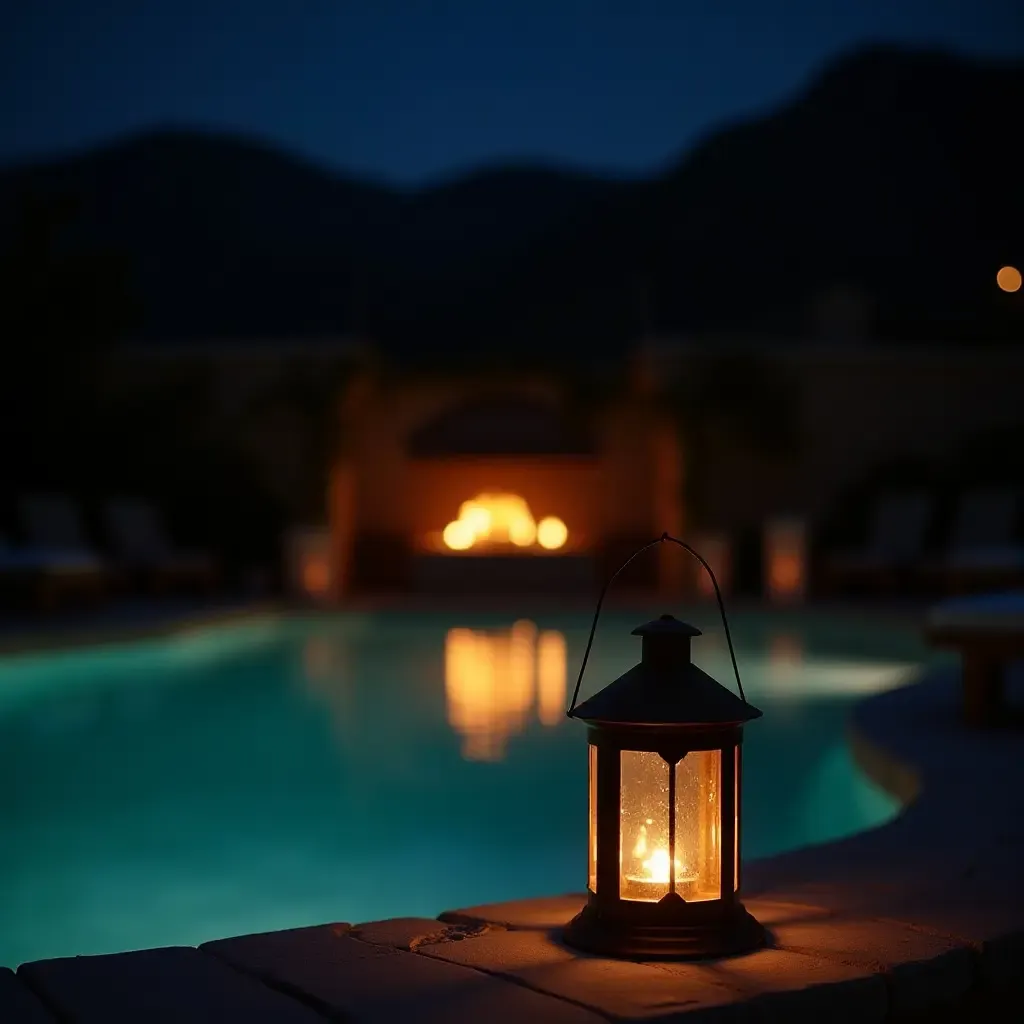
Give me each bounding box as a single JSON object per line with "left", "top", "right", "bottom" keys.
{"left": 445, "top": 621, "right": 567, "bottom": 761}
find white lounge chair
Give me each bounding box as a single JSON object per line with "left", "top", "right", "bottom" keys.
{"left": 824, "top": 490, "right": 932, "bottom": 592}
{"left": 926, "top": 487, "right": 1024, "bottom": 592}
{"left": 103, "top": 498, "right": 216, "bottom": 589}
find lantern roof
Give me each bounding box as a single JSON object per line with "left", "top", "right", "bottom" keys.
{"left": 631, "top": 615, "right": 703, "bottom": 638}
{"left": 571, "top": 614, "right": 762, "bottom": 727}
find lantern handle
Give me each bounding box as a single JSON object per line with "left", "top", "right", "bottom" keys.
{"left": 567, "top": 532, "right": 747, "bottom": 716}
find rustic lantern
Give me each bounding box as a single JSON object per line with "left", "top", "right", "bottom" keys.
{"left": 563, "top": 534, "right": 764, "bottom": 960}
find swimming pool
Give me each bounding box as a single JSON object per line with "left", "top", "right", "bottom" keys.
{"left": 0, "top": 607, "right": 937, "bottom": 967}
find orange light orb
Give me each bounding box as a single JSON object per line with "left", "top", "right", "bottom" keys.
{"left": 302, "top": 558, "right": 331, "bottom": 595}
{"left": 996, "top": 265, "right": 1022, "bottom": 293}
{"left": 537, "top": 516, "right": 568, "bottom": 550}
{"left": 443, "top": 520, "right": 475, "bottom": 551}
{"left": 509, "top": 515, "right": 537, "bottom": 547}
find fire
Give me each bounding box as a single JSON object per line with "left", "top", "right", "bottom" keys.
{"left": 630, "top": 824, "right": 691, "bottom": 884}
{"left": 441, "top": 492, "right": 567, "bottom": 552}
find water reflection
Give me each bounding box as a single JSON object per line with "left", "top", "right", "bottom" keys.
{"left": 768, "top": 633, "right": 804, "bottom": 670}
{"left": 303, "top": 636, "right": 340, "bottom": 683}
{"left": 759, "top": 631, "right": 915, "bottom": 697}
{"left": 537, "top": 630, "right": 568, "bottom": 727}
{"left": 444, "top": 621, "right": 567, "bottom": 761}
{"left": 296, "top": 634, "right": 352, "bottom": 726}
{"left": 695, "top": 632, "right": 916, "bottom": 700}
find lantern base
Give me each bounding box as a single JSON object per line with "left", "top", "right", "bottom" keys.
{"left": 563, "top": 900, "right": 765, "bottom": 961}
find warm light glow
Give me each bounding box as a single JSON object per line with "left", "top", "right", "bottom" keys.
{"left": 444, "top": 622, "right": 567, "bottom": 760}
{"left": 301, "top": 557, "right": 331, "bottom": 596}
{"left": 765, "top": 519, "right": 806, "bottom": 603}
{"left": 537, "top": 630, "right": 568, "bottom": 726}
{"left": 440, "top": 492, "right": 568, "bottom": 553}
{"left": 536, "top": 516, "right": 568, "bottom": 550}
{"left": 771, "top": 553, "right": 802, "bottom": 591}
{"left": 442, "top": 520, "right": 475, "bottom": 550}
{"left": 459, "top": 501, "right": 492, "bottom": 536}
{"left": 509, "top": 516, "right": 537, "bottom": 547}
{"left": 619, "top": 749, "right": 722, "bottom": 902}
{"left": 693, "top": 534, "right": 731, "bottom": 598}
{"left": 588, "top": 744, "right": 598, "bottom": 892}
{"left": 636, "top": 845, "right": 690, "bottom": 885}
{"left": 997, "top": 265, "right": 1022, "bottom": 293}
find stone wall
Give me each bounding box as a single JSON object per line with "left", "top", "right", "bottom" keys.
{"left": 661, "top": 342, "right": 1024, "bottom": 535}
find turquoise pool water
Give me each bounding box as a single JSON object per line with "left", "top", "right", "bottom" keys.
{"left": 0, "top": 608, "right": 936, "bottom": 967}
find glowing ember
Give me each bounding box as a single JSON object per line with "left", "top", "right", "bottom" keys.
{"left": 442, "top": 493, "right": 567, "bottom": 552}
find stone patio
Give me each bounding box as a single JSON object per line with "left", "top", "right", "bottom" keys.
{"left": 3, "top": 662, "right": 1023, "bottom": 1021}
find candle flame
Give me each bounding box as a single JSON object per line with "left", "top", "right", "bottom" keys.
{"left": 630, "top": 825, "right": 689, "bottom": 883}
{"left": 632, "top": 824, "right": 648, "bottom": 859}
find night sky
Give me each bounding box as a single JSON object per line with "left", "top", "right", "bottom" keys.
{"left": 3, "top": 0, "right": 1024, "bottom": 186}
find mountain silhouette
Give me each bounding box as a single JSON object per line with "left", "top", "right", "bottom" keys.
{"left": 1, "top": 44, "right": 1021, "bottom": 359}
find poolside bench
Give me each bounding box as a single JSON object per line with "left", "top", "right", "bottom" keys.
{"left": 925, "top": 590, "right": 1024, "bottom": 727}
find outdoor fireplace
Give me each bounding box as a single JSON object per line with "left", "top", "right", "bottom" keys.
{"left": 414, "top": 491, "right": 588, "bottom": 591}
{"left": 333, "top": 372, "right": 685, "bottom": 596}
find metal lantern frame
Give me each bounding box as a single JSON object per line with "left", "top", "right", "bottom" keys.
{"left": 562, "top": 533, "right": 765, "bottom": 960}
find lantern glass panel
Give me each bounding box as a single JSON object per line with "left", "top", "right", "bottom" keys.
{"left": 588, "top": 743, "right": 598, "bottom": 893}
{"left": 673, "top": 750, "right": 722, "bottom": 902}
{"left": 734, "top": 746, "right": 741, "bottom": 893}
{"left": 619, "top": 750, "right": 671, "bottom": 902}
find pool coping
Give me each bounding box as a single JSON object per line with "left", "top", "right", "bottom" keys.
{"left": 4, "top": 633, "right": 1022, "bottom": 1021}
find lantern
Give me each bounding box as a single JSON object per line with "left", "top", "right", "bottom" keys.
{"left": 563, "top": 534, "right": 764, "bottom": 960}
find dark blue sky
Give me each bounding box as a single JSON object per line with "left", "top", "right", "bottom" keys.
{"left": 3, "top": 0, "right": 1023, "bottom": 185}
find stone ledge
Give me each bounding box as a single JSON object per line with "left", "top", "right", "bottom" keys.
{"left": 418, "top": 893, "right": 985, "bottom": 1022}
{"left": 350, "top": 916, "right": 503, "bottom": 951}
{"left": 201, "top": 922, "right": 603, "bottom": 1023}
{"left": 17, "top": 945, "right": 327, "bottom": 1024}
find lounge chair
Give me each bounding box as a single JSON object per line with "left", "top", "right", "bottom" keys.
{"left": 103, "top": 498, "right": 217, "bottom": 590}
{"left": 1, "top": 526, "right": 106, "bottom": 608}
{"left": 823, "top": 490, "right": 932, "bottom": 594}
{"left": 924, "top": 487, "right": 1024, "bottom": 594}
{"left": 21, "top": 495, "right": 102, "bottom": 558}
{"left": 926, "top": 589, "right": 1024, "bottom": 726}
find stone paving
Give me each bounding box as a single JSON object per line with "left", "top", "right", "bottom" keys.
{"left": 3, "top": 663, "right": 1022, "bottom": 1021}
